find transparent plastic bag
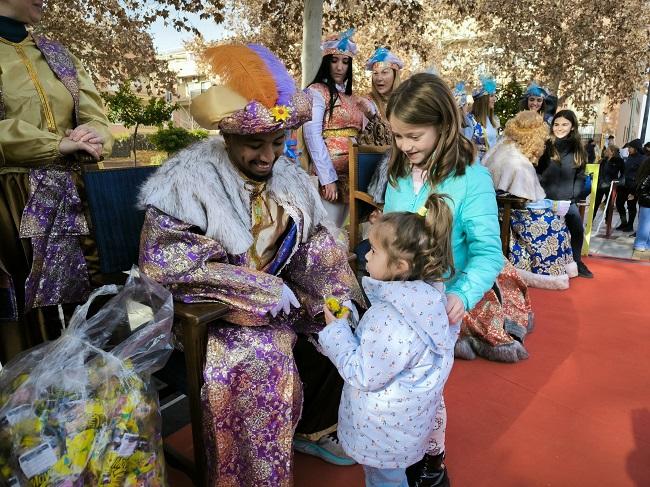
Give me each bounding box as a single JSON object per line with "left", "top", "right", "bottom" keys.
{"left": 0, "top": 269, "right": 174, "bottom": 487}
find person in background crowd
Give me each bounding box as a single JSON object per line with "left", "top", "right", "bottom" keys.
{"left": 593, "top": 144, "right": 624, "bottom": 221}
{"left": 602, "top": 134, "right": 615, "bottom": 159}
{"left": 519, "top": 82, "right": 552, "bottom": 124}
{"left": 358, "top": 46, "right": 404, "bottom": 150}
{"left": 303, "top": 29, "right": 366, "bottom": 228}
{"left": 0, "top": 0, "right": 113, "bottom": 364}
{"left": 632, "top": 156, "right": 650, "bottom": 259}
{"left": 453, "top": 81, "right": 474, "bottom": 141}
{"left": 468, "top": 74, "right": 500, "bottom": 163}
{"left": 586, "top": 138, "right": 597, "bottom": 164}
{"left": 537, "top": 110, "right": 593, "bottom": 278}
{"left": 643, "top": 141, "right": 650, "bottom": 157}
{"left": 616, "top": 139, "right": 645, "bottom": 232}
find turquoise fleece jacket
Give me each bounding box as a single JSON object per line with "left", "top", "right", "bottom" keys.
{"left": 384, "top": 163, "right": 503, "bottom": 311}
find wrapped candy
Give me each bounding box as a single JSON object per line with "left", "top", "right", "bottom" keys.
{"left": 0, "top": 270, "right": 173, "bottom": 486}
{"left": 324, "top": 296, "right": 351, "bottom": 319}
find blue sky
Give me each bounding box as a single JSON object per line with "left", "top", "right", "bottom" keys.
{"left": 148, "top": 13, "right": 230, "bottom": 53}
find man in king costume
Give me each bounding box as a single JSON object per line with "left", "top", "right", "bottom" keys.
{"left": 137, "top": 44, "right": 364, "bottom": 486}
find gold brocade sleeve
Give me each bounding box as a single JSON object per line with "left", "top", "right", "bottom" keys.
{"left": 0, "top": 39, "right": 112, "bottom": 165}
{"left": 0, "top": 118, "right": 62, "bottom": 165}
{"left": 71, "top": 53, "right": 113, "bottom": 158}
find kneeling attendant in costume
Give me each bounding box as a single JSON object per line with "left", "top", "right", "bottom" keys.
{"left": 138, "top": 44, "right": 364, "bottom": 486}
{"left": 319, "top": 194, "right": 458, "bottom": 487}
{"left": 483, "top": 110, "right": 578, "bottom": 290}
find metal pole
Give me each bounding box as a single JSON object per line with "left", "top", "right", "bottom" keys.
{"left": 640, "top": 69, "right": 650, "bottom": 142}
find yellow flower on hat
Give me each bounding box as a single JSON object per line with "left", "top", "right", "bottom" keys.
{"left": 416, "top": 206, "right": 428, "bottom": 217}
{"left": 270, "top": 105, "right": 292, "bottom": 122}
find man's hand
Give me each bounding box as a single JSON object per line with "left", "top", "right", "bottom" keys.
{"left": 445, "top": 293, "right": 466, "bottom": 324}
{"left": 321, "top": 182, "right": 338, "bottom": 202}
{"left": 323, "top": 304, "right": 349, "bottom": 325}
{"left": 270, "top": 284, "right": 300, "bottom": 317}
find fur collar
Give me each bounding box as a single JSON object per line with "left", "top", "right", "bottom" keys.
{"left": 483, "top": 140, "right": 546, "bottom": 202}
{"left": 138, "top": 136, "right": 329, "bottom": 255}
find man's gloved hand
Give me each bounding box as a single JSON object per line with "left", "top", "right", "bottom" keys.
{"left": 270, "top": 284, "right": 301, "bottom": 317}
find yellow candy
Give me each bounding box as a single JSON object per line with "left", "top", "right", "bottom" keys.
{"left": 324, "top": 297, "right": 350, "bottom": 319}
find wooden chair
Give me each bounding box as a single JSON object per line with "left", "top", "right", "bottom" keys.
{"left": 496, "top": 194, "right": 528, "bottom": 257}
{"left": 82, "top": 164, "right": 227, "bottom": 487}
{"left": 347, "top": 139, "right": 385, "bottom": 258}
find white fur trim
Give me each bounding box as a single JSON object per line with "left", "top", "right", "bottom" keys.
{"left": 565, "top": 261, "right": 579, "bottom": 278}
{"left": 514, "top": 268, "right": 569, "bottom": 290}
{"left": 138, "top": 136, "right": 329, "bottom": 255}
{"left": 483, "top": 141, "right": 547, "bottom": 201}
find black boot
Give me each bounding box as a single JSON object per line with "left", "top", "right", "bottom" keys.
{"left": 406, "top": 453, "right": 450, "bottom": 487}
{"left": 616, "top": 219, "right": 628, "bottom": 230}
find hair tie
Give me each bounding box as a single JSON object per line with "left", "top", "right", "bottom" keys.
{"left": 416, "top": 206, "right": 428, "bottom": 217}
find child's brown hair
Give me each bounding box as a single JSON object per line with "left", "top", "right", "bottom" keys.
{"left": 386, "top": 73, "right": 475, "bottom": 190}
{"left": 371, "top": 193, "right": 455, "bottom": 282}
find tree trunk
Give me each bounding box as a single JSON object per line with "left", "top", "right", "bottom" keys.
{"left": 132, "top": 124, "right": 139, "bottom": 167}
{"left": 301, "top": 0, "right": 323, "bottom": 88}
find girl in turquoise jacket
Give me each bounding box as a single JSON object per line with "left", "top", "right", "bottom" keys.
{"left": 383, "top": 72, "right": 503, "bottom": 486}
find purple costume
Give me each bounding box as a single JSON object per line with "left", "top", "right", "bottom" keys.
{"left": 138, "top": 137, "right": 363, "bottom": 486}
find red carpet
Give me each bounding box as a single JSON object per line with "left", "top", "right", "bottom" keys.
{"left": 167, "top": 257, "right": 650, "bottom": 486}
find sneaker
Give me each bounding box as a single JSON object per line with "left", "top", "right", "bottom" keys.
{"left": 577, "top": 261, "right": 594, "bottom": 278}
{"left": 293, "top": 432, "right": 356, "bottom": 466}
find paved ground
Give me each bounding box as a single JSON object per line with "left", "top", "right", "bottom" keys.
{"left": 589, "top": 206, "right": 638, "bottom": 259}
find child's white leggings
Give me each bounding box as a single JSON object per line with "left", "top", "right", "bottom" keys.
{"left": 426, "top": 396, "right": 447, "bottom": 455}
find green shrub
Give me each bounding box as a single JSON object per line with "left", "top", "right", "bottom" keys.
{"left": 149, "top": 124, "right": 209, "bottom": 155}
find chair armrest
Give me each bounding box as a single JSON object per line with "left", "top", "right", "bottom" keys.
{"left": 173, "top": 301, "right": 229, "bottom": 487}
{"left": 353, "top": 191, "right": 380, "bottom": 207}
{"left": 174, "top": 301, "right": 230, "bottom": 325}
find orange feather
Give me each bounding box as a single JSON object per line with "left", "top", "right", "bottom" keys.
{"left": 203, "top": 45, "right": 278, "bottom": 108}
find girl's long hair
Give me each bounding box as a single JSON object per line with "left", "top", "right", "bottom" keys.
{"left": 373, "top": 192, "right": 455, "bottom": 282}
{"left": 472, "top": 94, "right": 498, "bottom": 128}
{"left": 370, "top": 68, "right": 401, "bottom": 121}
{"left": 386, "top": 73, "right": 475, "bottom": 189}
{"left": 546, "top": 109, "right": 587, "bottom": 168}
{"left": 309, "top": 54, "right": 353, "bottom": 120}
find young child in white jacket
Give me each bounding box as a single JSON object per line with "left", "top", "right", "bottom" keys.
{"left": 319, "top": 193, "right": 459, "bottom": 487}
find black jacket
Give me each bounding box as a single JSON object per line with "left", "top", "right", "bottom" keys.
{"left": 598, "top": 156, "right": 624, "bottom": 188}
{"left": 537, "top": 139, "right": 587, "bottom": 202}
{"left": 637, "top": 159, "right": 650, "bottom": 207}
{"left": 623, "top": 153, "right": 645, "bottom": 190}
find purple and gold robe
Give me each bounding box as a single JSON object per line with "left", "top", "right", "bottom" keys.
{"left": 138, "top": 139, "right": 364, "bottom": 486}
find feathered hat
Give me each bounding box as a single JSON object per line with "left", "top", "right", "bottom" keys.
{"left": 453, "top": 81, "right": 469, "bottom": 108}
{"left": 365, "top": 47, "right": 404, "bottom": 71}
{"left": 525, "top": 82, "right": 548, "bottom": 99}
{"left": 321, "top": 28, "right": 357, "bottom": 58}
{"left": 472, "top": 74, "right": 497, "bottom": 98}
{"left": 190, "top": 44, "right": 312, "bottom": 135}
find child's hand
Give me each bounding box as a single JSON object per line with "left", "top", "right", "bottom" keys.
{"left": 323, "top": 298, "right": 350, "bottom": 325}
{"left": 323, "top": 305, "right": 338, "bottom": 325}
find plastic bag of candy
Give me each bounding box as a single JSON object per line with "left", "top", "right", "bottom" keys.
{"left": 0, "top": 269, "right": 174, "bottom": 486}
